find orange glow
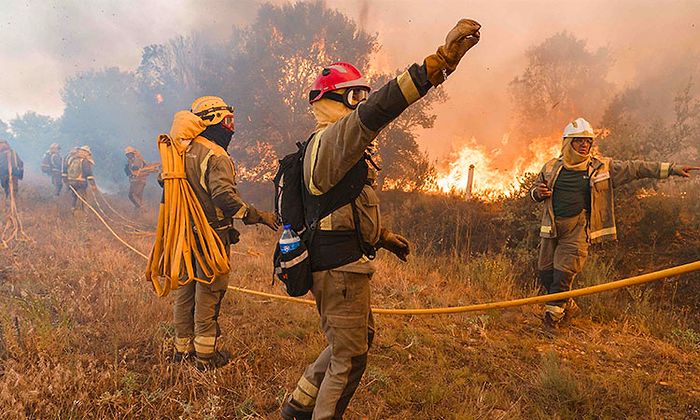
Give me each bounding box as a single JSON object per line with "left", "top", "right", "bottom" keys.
{"left": 431, "top": 134, "right": 561, "bottom": 199}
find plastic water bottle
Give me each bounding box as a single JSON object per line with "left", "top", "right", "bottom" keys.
{"left": 279, "top": 224, "right": 301, "bottom": 254}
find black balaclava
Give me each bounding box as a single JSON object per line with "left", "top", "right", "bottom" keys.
{"left": 200, "top": 123, "right": 234, "bottom": 150}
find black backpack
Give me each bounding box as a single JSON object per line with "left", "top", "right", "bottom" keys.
{"left": 272, "top": 135, "right": 374, "bottom": 296}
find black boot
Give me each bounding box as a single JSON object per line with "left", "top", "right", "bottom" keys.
{"left": 281, "top": 396, "right": 313, "bottom": 420}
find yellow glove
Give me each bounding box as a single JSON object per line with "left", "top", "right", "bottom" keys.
{"left": 425, "top": 19, "right": 481, "bottom": 86}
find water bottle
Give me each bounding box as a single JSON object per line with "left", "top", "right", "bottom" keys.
{"left": 279, "top": 224, "right": 301, "bottom": 254}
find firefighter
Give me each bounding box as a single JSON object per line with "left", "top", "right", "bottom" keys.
{"left": 169, "top": 96, "right": 279, "bottom": 370}
{"left": 123, "top": 146, "right": 151, "bottom": 210}
{"left": 281, "top": 19, "right": 481, "bottom": 420}
{"left": 531, "top": 117, "right": 699, "bottom": 328}
{"left": 0, "top": 140, "right": 24, "bottom": 201}
{"left": 63, "top": 145, "right": 96, "bottom": 212}
{"left": 42, "top": 143, "right": 63, "bottom": 196}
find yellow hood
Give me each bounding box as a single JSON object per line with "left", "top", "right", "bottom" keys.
{"left": 311, "top": 96, "right": 352, "bottom": 131}
{"left": 561, "top": 137, "right": 591, "bottom": 171}
{"left": 169, "top": 111, "right": 207, "bottom": 144}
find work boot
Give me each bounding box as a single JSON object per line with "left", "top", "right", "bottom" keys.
{"left": 170, "top": 350, "right": 196, "bottom": 364}
{"left": 281, "top": 396, "right": 313, "bottom": 420}
{"left": 543, "top": 304, "right": 565, "bottom": 329}
{"left": 195, "top": 349, "right": 231, "bottom": 371}
{"left": 563, "top": 298, "right": 580, "bottom": 321}
{"left": 543, "top": 312, "right": 559, "bottom": 329}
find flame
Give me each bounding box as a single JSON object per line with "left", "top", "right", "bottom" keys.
{"left": 432, "top": 134, "right": 561, "bottom": 199}
{"left": 236, "top": 141, "right": 278, "bottom": 182}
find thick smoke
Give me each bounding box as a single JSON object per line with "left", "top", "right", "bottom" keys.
{"left": 1, "top": 0, "right": 698, "bottom": 186}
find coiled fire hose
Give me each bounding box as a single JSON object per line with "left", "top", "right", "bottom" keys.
{"left": 144, "top": 135, "right": 230, "bottom": 297}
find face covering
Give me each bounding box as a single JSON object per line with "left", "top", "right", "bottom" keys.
{"left": 200, "top": 123, "right": 234, "bottom": 150}
{"left": 561, "top": 137, "right": 591, "bottom": 171}
{"left": 311, "top": 96, "right": 352, "bottom": 131}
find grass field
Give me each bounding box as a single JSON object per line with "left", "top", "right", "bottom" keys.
{"left": 1, "top": 184, "right": 698, "bottom": 419}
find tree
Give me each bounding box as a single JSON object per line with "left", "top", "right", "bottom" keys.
{"left": 9, "top": 112, "right": 59, "bottom": 170}
{"left": 225, "top": 1, "right": 379, "bottom": 178}
{"left": 374, "top": 77, "right": 446, "bottom": 191}
{"left": 60, "top": 68, "right": 148, "bottom": 184}
{"left": 135, "top": 35, "right": 221, "bottom": 134}
{"left": 0, "top": 120, "right": 12, "bottom": 143}
{"left": 509, "top": 32, "right": 613, "bottom": 140}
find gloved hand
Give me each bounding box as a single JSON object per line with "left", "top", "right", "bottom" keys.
{"left": 670, "top": 164, "right": 700, "bottom": 177}
{"left": 377, "top": 228, "right": 411, "bottom": 262}
{"left": 425, "top": 19, "right": 481, "bottom": 86}
{"left": 244, "top": 206, "right": 280, "bottom": 231}
{"left": 258, "top": 210, "right": 280, "bottom": 231}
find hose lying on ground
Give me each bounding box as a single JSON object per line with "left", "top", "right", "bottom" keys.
{"left": 74, "top": 186, "right": 700, "bottom": 315}
{"left": 144, "top": 135, "right": 230, "bottom": 297}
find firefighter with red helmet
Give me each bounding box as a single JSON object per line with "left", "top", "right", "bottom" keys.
{"left": 281, "top": 19, "right": 481, "bottom": 420}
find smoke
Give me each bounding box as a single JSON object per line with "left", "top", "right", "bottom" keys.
{"left": 325, "top": 0, "right": 700, "bottom": 158}
{"left": 0, "top": 0, "right": 271, "bottom": 121}
{"left": 1, "top": 0, "right": 698, "bottom": 183}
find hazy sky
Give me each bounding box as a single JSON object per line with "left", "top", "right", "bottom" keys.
{"left": 1, "top": 0, "right": 699, "bottom": 158}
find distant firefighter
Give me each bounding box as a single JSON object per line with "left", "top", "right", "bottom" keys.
{"left": 124, "top": 146, "right": 158, "bottom": 210}
{"left": 0, "top": 139, "right": 24, "bottom": 200}
{"left": 531, "top": 117, "right": 699, "bottom": 328}
{"left": 63, "top": 145, "right": 96, "bottom": 212}
{"left": 41, "top": 143, "right": 63, "bottom": 196}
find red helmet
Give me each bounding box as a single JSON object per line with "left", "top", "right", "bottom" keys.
{"left": 308, "top": 62, "right": 371, "bottom": 104}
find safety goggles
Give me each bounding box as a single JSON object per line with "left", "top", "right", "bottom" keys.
{"left": 221, "top": 113, "right": 235, "bottom": 133}
{"left": 324, "top": 87, "right": 370, "bottom": 110}
{"left": 571, "top": 137, "right": 593, "bottom": 146}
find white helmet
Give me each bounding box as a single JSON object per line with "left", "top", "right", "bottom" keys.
{"left": 563, "top": 117, "right": 595, "bottom": 138}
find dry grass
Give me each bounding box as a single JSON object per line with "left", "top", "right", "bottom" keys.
{"left": 1, "top": 184, "right": 699, "bottom": 419}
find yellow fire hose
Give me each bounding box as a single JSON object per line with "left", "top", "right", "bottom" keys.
{"left": 69, "top": 185, "right": 149, "bottom": 260}
{"left": 73, "top": 182, "right": 700, "bottom": 314}
{"left": 230, "top": 260, "right": 700, "bottom": 315}
{"left": 144, "top": 135, "right": 230, "bottom": 297}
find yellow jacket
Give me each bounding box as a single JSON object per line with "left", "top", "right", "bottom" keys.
{"left": 531, "top": 156, "right": 673, "bottom": 243}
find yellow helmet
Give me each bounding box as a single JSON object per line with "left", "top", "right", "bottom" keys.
{"left": 190, "top": 96, "right": 234, "bottom": 127}
{"left": 124, "top": 146, "right": 137, "bottom": 155}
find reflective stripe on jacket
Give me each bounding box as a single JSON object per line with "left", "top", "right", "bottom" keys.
{"left": 531, "top": 156, "right": 672, "bottom": 243}
{"left": 302, "top": 61, "right": 435, "bottom": 273}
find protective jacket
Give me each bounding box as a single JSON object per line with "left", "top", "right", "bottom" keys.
{"left": 63, "top": 152, "right": 95, "bottom": 186}
{"left": 531, "top": 156, "right": 673, "bottom": 243}
{"left": 42, "top": 151, "right": 62, "bottom": 175}
{"left": 303, "top": 62, "right": 434, "bottom": 273}
{"left": 125, "top": 153, "right": 147, "bottom": 180}
{"left": 169, "top": 111, "right": 258, "bottom": 241}
{"left": 49, "top": 152, "right": 62, "bottom": 176}
{"left": 0, "top": 148, "right": 23, "bottom": 180}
